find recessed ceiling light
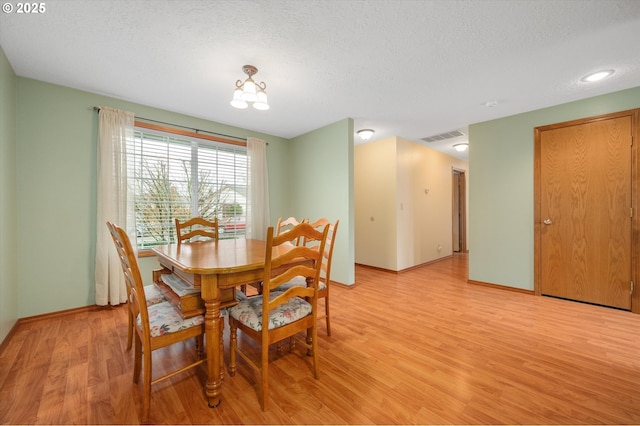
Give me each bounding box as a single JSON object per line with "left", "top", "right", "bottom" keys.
{"left": 357, "top": 129, "right": 375, "bottom": 140}
{"left": 581, "top": 70, "right": 614, "bottom": 82}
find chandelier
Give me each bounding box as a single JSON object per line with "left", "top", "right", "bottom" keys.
{"left": 230, "top": 65, "right": 270, "bottom": 110}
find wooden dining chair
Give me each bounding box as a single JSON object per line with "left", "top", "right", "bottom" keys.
{"left": 125, "top": 282, "right": 165, "bottom": 350}
{"left": 276, "top": 216, "right": 307, "bottom": 245}
{"left": 122, "top": 226, "right": 167, "bottom": 351}
{"left": 175, "top": 216, "right": 250, "bottom": 299}
{"left": 228, "top": 222, "right": 329, "bottom": 411}
{"left": 240, "top": 216, "right": 307, "bottom": 297}
{"left": 273, "top": 218, "right": 339, "bottom": 336}
{"left": 107, "top": 222, "right": 206, "bottom": 423}
{"left": 174, "top": 216, "right": 233, "bottom": 356}
{"left": 175, "top": 217, "right": 218, "bottom": 244}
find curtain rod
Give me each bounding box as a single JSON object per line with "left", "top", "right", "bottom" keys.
{"left": 92, "top": 106, "right": 247, "bottom": 142}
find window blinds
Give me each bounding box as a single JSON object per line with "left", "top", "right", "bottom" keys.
{"left": 130, "top": 128, "right": 248, "bottom": 248}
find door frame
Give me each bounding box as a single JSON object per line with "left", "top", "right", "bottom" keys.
{"left": 452, "top": 167, "right": 467, "bottom": 253}
{"left": 533, "top": 108, "right": 640, "bottom": 313}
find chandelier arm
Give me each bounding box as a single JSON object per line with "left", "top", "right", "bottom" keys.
{"left": 235, "top": 79, "right": 244, "bottom": 88}
{"left": 256, "top": 81, "right": 267, "bottom": 91}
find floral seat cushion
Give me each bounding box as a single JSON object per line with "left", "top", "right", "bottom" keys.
{"left": 143, "top": 284, "right": 166, "bottom": 306}
{"left": 228, "top": 293, "right": 312, "bottom": 331}
{"left": 137, "top": 301, "right": 204, "bottom": 337}
{"left": 274, "top": 275, "right": 326, "bottom": 291}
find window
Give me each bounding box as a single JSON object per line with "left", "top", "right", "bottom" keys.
{"left": 130, "top": 126, "right": 248, "bottom": 249}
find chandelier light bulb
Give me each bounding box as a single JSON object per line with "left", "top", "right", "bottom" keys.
{"left": 230, "top": 88, "right": 248, "bottom": 109}
{"left": 241, "top": 79, "right": 257, "bottom": 102}
{"left": 253, "top": 89, "right": 270, "bottom": 110}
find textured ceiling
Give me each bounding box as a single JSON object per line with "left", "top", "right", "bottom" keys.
{"left": 2, "top": 0, "right": 640, "bottom": 161}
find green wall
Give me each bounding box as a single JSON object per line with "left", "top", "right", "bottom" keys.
{"left": 290, "top": 118, "right": 355, "bottom": 285}
{"left": 469, "top": 86, "right": 640, "bottom": 290}
{"left": 7, "top": 75, "right": 354, "bottom": 322}
{"left": 14, "top": 78, "right": 291, "bottom": 318}
{"left": 0, "top": 46, "right": 18, "bottom": 342}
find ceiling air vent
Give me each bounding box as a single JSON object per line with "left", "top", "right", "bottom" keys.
{"left": 421, "top": 130, "right": 465, "bottom": 143}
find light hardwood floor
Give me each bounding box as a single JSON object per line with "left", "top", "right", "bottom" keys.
{"left": 1, "top": 253, "right": 640, "bottom": 424}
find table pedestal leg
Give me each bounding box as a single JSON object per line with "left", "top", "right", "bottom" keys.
{"left": 205, "top": 299, "right": 222, "bottom": 408}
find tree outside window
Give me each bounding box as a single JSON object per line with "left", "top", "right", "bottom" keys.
{"left": 130, "top": 129, "right": 247, "bottom": 248}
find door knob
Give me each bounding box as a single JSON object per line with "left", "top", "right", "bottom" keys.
{"left": 543, "top": 219, "right": 552, "bottom": 225}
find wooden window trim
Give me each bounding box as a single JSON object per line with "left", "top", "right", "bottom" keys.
{"left": 135, "top": 121, "right": 247, "bottom": 147}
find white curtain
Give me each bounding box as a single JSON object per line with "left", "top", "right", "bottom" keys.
{"left": 246, "top": 137, "right": 270, "bottom": 240}
{"left": 95, "top": 106, "right": 136, "bottom": 306}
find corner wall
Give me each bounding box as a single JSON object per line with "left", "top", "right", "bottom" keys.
{"left": 355, "top": 137, "right": 469, "bottom": 271}
{"left": 354, "top": 137, "right": 398, "bottom": 269}
{"left": 0, "top": 45, "right": 18, "bottom": 343}
{"left": 396, "top": 137, "right": 468, "bottom": 270}
{"left": 288, "top": 118, "right": 355, "bottom": 286}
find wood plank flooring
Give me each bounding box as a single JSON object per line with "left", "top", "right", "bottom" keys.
{"left": 2, "top": 253, "right": 640, "bottom": 424}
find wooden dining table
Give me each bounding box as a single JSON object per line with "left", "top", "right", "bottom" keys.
{"left": 151, "top": 237, "right": 305, "bottom": 408}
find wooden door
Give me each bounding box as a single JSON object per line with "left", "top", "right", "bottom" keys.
{"left": 452, "top": 169, "right": 466, "bottom": 253}
{"left": 535, "top": 112, "right": 634, "bottom": 310}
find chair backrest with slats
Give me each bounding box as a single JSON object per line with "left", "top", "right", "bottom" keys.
{"left": 175, "top": 217, "right": 218, "bottom": 244}
{"left": 106, "top": 221, "right": 151, "bottom": 338}
{"left": 276, "top": 216, "right": 307, "bottom": 246}
{"left": 306, "top": 218, "right": 339, "bottom": 286}
{"left": 262, "top": 222, "right": 329, "bottom": 326}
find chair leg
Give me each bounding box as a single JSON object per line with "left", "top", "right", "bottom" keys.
{"left": 197, "top": 334, "right": 203, "bottom": 358}
{"left": 260, "top": 342, "right": 269, "bottom": 411}
{"left": 325, "top": 295, "right": 331, "bottom": 336}
{"left": 229, "top": 319, "right": 237, "bottom": 377}
{"left": 310, "top": 325, "right": 319, "bottom": 379}
{"left": 306, "top": 329, "right": 313, "bottom": 356}
{"left": 142, "top": 346, "right": 152, "bottom": 423}
{"left": 127, "top": 308, "right": 134, "bottom": 350}
{"left": 133, "top": 335, "right": 142, "bottom": 383}
{"left": 219, "top": 317, "right": 225, "bottom": 381}
{"left": 196, "top": 335, "right": 204, "bottom": 356}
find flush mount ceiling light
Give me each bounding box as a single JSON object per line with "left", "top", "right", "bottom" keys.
{"left": 230, "top": 65, "right": 269, "bottom": 110}
{"left": 357, "top": 129, "right": 375, "bottom": 140}
{"left": 453, "top": 143, "right": 469, "bottom": 152}
{"left": 581, "top": 69, "right": 615, "bottom": 83}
